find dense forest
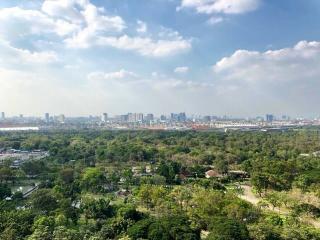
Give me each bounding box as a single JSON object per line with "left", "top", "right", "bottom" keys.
{"left": 0, "top": 129, "right": 319, "bottom": 239}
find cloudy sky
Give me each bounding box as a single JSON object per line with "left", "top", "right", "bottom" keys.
{"left": 0, "top": 0, "right": 320, "bottom": 118}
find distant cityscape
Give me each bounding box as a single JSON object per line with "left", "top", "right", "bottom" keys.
{"left": 1, "top": 111, "right": 320, "bottom": 132}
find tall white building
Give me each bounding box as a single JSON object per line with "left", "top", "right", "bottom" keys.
{"left": 128, "top": 113, "right": 144, "bottom": 122}
{"left": 1, "top": 112, "right": 5, "bottom": 119}
{"left": 57, "top": 114, "right": 65, "bottom": 123}
{"left": 101, "top": 113, "right": 108, "bottom": 122}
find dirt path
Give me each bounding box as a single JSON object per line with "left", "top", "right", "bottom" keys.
{"left": 238, "top": 185, "right": 320, "bottom": 229}
{"left": 239, "top": 185, "right": 261, "bottom": 205}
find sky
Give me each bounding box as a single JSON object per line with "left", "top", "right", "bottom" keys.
{"left": 0, "top": 0, "right": 320, "bottom": 118}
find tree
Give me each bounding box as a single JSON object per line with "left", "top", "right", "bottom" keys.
{"left": 170, "top": 186, "right": 192, "bottom": 211}
{"left": 81, "top": 197, "right": 114, "bottom": 220}
{"left": 31, "top": 189, "right": 58, "bottom": 213}
{"left": 207, "top": 217, "right": 250, "bottom": 240}
{"left": 127, "top": 218, "right": 153, "bottom": 239}
{"left": 0, "top": 167, "right": 14, "bottom": 183}
{"left": 53, "top": 226, "right": 79, "bottom": 240}
{"left": 265, "top": 192, "right": 282, "bottom": 213}
{"left": 251, "top": 173, "right": 269, "bottom": 196}
{"left": 147, "top": 215, "right": 200, "bottom": 240}
{"left": 0, "top": 184, "right": 11, "bottom": 199}
{"left": 157, "top": 161, "right": 181, "bottom": 184}
{"left": 28, "top": 216, "right": 55, "bottom": 240}
{"left": 60, "top": 168, "right": 74, "bottom": 184}
{"left": 215, "top": 159, "right": 228, "bottom": 174}
{"left": 80, "top": 168, "right": 106, "bottom": 193}
{"left": 22, "top": 161, "right": 46, "bottom": 177}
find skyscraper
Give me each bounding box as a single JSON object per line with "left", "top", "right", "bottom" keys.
{"left": 178, "top": 112, "right": 187, "bottom": 122}
{"left": 128, "top": 113, "right": 135, "bottom": 122}
{"left": 58, "top": 114, "right": 65, "bottom": 123}
{"left": 1, "top": 112, "right": 5, "bottom": 119}
{"left": 45, "top": 113, "right": 50, "bottom": 123}
{"left": 101, "top": 113, "right": 108, "bottom": 122}
{"left": 160, "top": 115, "right": 167, "bottom": 121}
{"left": 136, "top": 113, "right": 144, "bottom": 122}
{"left": 266, "top": 114, "right": 274, "bottom": 122}
{"left": 145, "top": 114, "right": 154, "bottom": 122}
{"left": 171, "top": 113, "right": 179, "bottom": 121}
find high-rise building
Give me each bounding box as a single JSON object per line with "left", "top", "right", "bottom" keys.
{"left": 120, "top": 114, "right": 128, "bottom": 122}
{"left": 136, "top": 113, "right": 144, "bottom": 122}
{"left": 58, "top": 114, "right": 65, "bottom": 123}
{"left": 128, "top": 113, "right": 144, "bottom": 122}
{"left": 45, "top": 113, "right": 50, "bottom": 123}
{"left": 266, "top": 114, "right": 274, "bottom": 122}
{"left": 178, "top": 112, "right": 187, "bottom": 122}
{"left": 160, "top": 115, "right": 167, "bottom": 121}
{"left": 203, "top": 116, "right": 211, "bottom": 122}
{"left": 1, "top": 112, "right": 5, "bottom": 119}
{"left": 171, "top": 113, "right": 179, "bottom": 121}
{"left": 145, "top": 114, "right": 154, "bottom": 122}
{"left": 128, "top": 113, "right": 135, "bottom": 122}
{"left": 101, "top": 113, "right": 108, "bottom": 122}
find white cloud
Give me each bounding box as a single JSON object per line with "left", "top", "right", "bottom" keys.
{"left": 0, "top": 40, "right": 58, "bottom": 65}
{"left": 137, "top": 20, "right": 147, "bottom": 33}
{"left": 0, "top": 1, "right": 190, "bottom": 58}
{"left": 53, "top": 0, "right": 126, "bottom": 48}
{"left": 0, "top": 7, "right": 79, "bottom": 39}
{"left": 211, "top": 40, "right": 320, "bottom": 116}
{"left": 207, "top": 16, "right": 224, "bottom": 25}
{"left": 97, "top": 35, "right": 191, "bottom": 57}
{"left": 3, "top": 41, "right": 320, "bottom": 117}
{"left": 41, "top": 0, "right": 87, "bottom": 23}
{"left": 174, "top": 66, "right": 189, "bottom": 73}
{"left": 88, "top": 69, "right": 138, "bottom": 81}
{"left": 179, "top": 0, "right": 261, "bottom": 14}
{"left": 42, "top": 0, "right": 126, "bottom": 33}
{"left": 214, "top": 41, "right": 320, "bottom": 77}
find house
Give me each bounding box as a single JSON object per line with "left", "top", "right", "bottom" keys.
{"left": 205, "top": 170, "right": 223, "bottom": 179}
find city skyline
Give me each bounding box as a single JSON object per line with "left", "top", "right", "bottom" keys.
{"left": 0, "top": 0, "right": 320, "bottom": 117}
{"left": 0, "top": 111, "right": 309, "bottom": 121}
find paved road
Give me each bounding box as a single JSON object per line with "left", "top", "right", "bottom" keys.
{"left": 23, "top": 185, "right": 39, "bottom": 198}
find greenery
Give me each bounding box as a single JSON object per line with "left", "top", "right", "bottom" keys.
{"left": 0, "top": 129, "right": 319, "bottom": 239}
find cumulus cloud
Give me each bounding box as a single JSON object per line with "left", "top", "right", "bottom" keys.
{"left": 179, "top": 0, "right": 261, "bottom": 14}
{"left": 137, "top": 20, "right": 148, "bottom": 33}
{"left": 0, "top": 40, "right": 58, "bottom": 65}
{"left": 96, "top": 35, "right": 191, "bottom": 57}
{"left": 174, "top": 66, "right": 189, "bottom": 73}
{"left": 214, "top": 40, "right": 320, "bottom": 79}
{"left": 0, "top": 7, "right": 79, "bottom": 39}
{"left": 211, "top": 40, "right": 320, "bottom": 116}
{"left": 88, "top": 69, "right": 138, "bottom": 81}
{"left": 0, "top": 0, "right": 191, "bottom": 58}
{"left": 2, "top": 41, "right": 320, "bottom": 117}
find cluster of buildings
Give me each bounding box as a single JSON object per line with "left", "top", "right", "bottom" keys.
{"left": 1, "top": 111, "right": 320, "bottom": 131}
{"left": 0, "top": 149, "right": 49, "bottom": 169}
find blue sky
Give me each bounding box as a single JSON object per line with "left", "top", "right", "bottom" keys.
{"left": 0, "top": 0, "right": 320, "bottom": 117}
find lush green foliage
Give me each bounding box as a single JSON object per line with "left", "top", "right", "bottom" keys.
{"left": 0, "top": 129, "right": 319, "bottom": 239}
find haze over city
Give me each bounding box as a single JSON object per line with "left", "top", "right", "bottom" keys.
{"left": 0, "top": 0, "right": 320, "bottom": 118}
